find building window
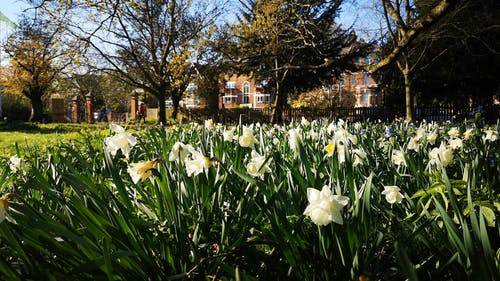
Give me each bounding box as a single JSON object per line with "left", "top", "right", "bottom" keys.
{"left": 256, "top": 94, "right": 270, "bottom": 104}
{"left": 363, "top": 73, "right": 370, "bottom": 85}
{"left": 361, "top": 92, "right": 370, "bottom": 106}
{"left": 225, "top": 81, "right": 235, "bottom": 89}
{"left": 243, "top": 82, "right": 250, "bottom": 104}
{"left": 224, "top": 95, "right": 237, "bottom": 105}
{"left": 222, "top": 95, "right": 238, "bottom": 104}
{"left": 351, "top": 74, "right": 358, "bottom": 86}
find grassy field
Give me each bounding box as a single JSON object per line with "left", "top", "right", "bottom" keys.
{"left": 0, "top": 122, "right": 109, "bottom": 157}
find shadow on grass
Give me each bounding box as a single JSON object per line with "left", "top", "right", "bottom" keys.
{"left": 0, "top": 121, "right": 110, "bottom": 134}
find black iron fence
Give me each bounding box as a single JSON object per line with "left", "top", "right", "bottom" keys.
{"left": 181, "top": 105, "right": 500, "bottom": 124}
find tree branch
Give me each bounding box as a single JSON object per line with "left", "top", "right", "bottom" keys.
{"left": 364, "top": 0, "right": 460, "bottom": 73}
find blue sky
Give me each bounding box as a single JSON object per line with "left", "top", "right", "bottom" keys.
{"left": 1, "top": 0, "right": 28, "bottom": 23}
{"left": 0, "top": 0, "right": 28, "bottom": 40}
{"left": 0, "top": 0, "right": 377, "bottom": 39}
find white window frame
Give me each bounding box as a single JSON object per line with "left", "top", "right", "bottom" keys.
{"left": 242, "top": 82, "right": 250, "bottom": 104}
{"left": 223, "top": 95, "right": 237, "bottom": 104}
{"left": 255, "top": 94, "right": 270, "bottom": 104}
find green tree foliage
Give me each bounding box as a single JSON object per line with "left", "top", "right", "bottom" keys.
{"left": 61, "top": 73, "right": 133, "bottom": 113}
{"left": 226, "top": 0, "right": 367, "bottom": 123}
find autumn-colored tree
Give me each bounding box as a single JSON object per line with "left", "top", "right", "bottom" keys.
{"left": 226, "top": 0, "right": 366, "bottom": 123}
{"left": 292, "top": 87, "right": 355, "bottom": 108}
{"left": 167, "top": 48, "right": 193, "bottom": 119}
{"left": 1, "top": 17, "right": 74, "bottom": 122}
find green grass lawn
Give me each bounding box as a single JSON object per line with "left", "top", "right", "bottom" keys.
{"left": 0, "top": 122, "right": 107, "bottom": 157}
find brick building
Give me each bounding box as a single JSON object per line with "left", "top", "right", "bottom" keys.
{"left": 219, "top": 74, "right": 273, "bottom": 109}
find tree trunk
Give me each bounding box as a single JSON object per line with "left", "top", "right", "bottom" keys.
{"left": 29, "top": 94, "right": 44, "bottom": 122}
{"left": 157, "top": 91, "right": 167, "bottom": 126}
{"left": 271, "top": 91, "right": 286, "bottom": 124}
{"left": 171, "top": 90, "right": 181, "bottom": 121}
{"left": 403, "top": 68, "right": 414, "bottom": 121}
{"left": 271, "top": 58, "right": 285, "bottom": 124}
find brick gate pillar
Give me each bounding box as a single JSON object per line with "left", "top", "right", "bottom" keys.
{"left": 86, "top": 93, "right": 94, "bottom": 124}
{"left": 72, "top": 96, "right": 79, "bottom": 123}
{"left": 130, "top": 91, "right": 139, "bottom": 119}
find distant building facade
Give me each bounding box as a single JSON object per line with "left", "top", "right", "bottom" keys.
{"left": 182, "top": 82, "right": 206, "bottom": 108}
{"left": 174, "top": 59, "right": 379, "bottom": 110}
{"left": 334, "top": 70, "right": 380, "bottom": 107}
{"left": 219, "top": 74, "right": 273, "bottom": 109}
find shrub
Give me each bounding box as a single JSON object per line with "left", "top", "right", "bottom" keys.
{"left": 1, "top": 92, "right": 31, "bottom": 121}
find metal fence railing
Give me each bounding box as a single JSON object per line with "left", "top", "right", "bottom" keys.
{"left": 179, "top": 105, "right": 500, "bottom": 124}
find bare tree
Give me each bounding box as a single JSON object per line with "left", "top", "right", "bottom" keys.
{"left": 359, "top": 0, "right": 460, "bottom": 120}
{"left": 35, "top": 0, "right": 225, "bottom": 125}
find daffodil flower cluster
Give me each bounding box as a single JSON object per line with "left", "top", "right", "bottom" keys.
{"left": 104, "top": 124, "right": 159, "bottom": 184}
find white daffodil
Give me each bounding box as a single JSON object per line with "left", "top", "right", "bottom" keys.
{"left": 352, "top": 148, "right": 366, "bottom": 167}
{"left": 463, "top": 128, "right": 474, "bottom": 140}
{"left": 483, "top": 128, "right": 498, "bottom": 142}
{"left": 448, "top": 138, "right": 463, "bottom": 150}
{"left": 334, "top": 128, "right": 349, "bottom": 144}
{"left": 239, "top": 125, "right": 256, "bottom": 148}
{"left": 301, "top": 117, "right": 310, "bottom": 127}
{"left": 127, "top": 160, "right": 160, "bottom": 184}
{"left": 246, "top": 150, "right": 272, "bottom": 179}
{"left": 448, "top": 127, "right": 460, "bottom": 138}
{"left": 104, "top": 124, "right": 137, "bottom": 158}
{"left": 327, "top": 121, "right": 337, "bottom": 134}
{"left": 407, "top": 136, "right": 420, "bottom": 152}
{"left": 185, "top": 148, "right": 213, "bottom": 177}
{"left": 303, "top": 186, "right": 349, "bottom": 226}
{"left": 381, "top": 186, "right": 405, "bottom": 204}
{"left": 288, "top": 128, "right": 302, "bottom": 151}
{"left": 337, "top": 144, "right": 346, "bottom": 164}
{"left": 415, "top": 127, "right": 426, "bottom": 141}
{"left": 109, "top": 123, "right": 125, "bottom": 133}
{"left": 168, "top": 142, "right": 193, "bottom": 162}
{"left": 426, "top": 131, "right": 438, "bottom": 145}
{"left": 223, "top": 127, "right": 237, "bottom": 142}
{"left": 391, "top": 149, "right": 406, "bottom": 166}
{"left": 337, "top": 119, "right": 345, "bottom": 127}
{"left": 204, "top": 119, "right": 214, "bottom": 129}
{"left": 9, "top": 155, "right": 23, "bottom": 173}
{"left": 428, "top": 143, "right": 454, "bottom": 168}
{"left": 308, "top": 131, "right": 319, "bottom": 141}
